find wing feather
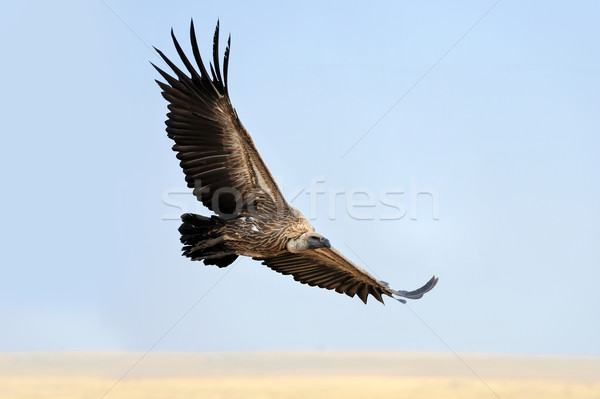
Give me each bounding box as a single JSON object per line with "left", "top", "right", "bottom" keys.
{"left": 154, "top": 20, "right": 287, "bottom": 217}
{"left": 257, "top": 246, "right": 438, "bottom": 304}
{"left": 211, "top": 21, "right": 224, "bottom": 85}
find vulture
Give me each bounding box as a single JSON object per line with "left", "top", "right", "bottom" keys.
{"left": 153, "top": 21, "right": 438, "bottom": 305}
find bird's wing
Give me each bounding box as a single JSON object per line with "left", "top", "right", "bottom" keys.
{"left": 256, "top": 247, "right": 438, "bottom": 304}
{"left": 153, "top": 21, "right": 287, "bottom": 217}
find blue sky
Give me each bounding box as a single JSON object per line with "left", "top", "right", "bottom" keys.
{"left": 1, "top": 1, "right": 599, "bottom": 355}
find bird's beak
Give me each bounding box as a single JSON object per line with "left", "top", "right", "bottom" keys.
{"left": 321, "top": 237, "right": 331, "bottom": 248}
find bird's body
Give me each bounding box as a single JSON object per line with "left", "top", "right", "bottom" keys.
{"left": 154, "top": 21, "right": 438, "bottom": 304}
{"left": 183, "top": 207, "right": 314, "bottom": 260}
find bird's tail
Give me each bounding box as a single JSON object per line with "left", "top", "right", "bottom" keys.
{"left": 178, "top": 213, "right": 238, "bottom": 268}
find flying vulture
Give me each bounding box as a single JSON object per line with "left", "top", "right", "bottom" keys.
{"left": 153, "top": 21, "right": 438, "bottom": 304}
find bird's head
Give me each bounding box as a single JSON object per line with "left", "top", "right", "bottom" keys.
{"left": 307, "top": 233, "right": 331, "bottom": 249}
{"left": 287, "top": 232, "right": 331, "bottom": 252}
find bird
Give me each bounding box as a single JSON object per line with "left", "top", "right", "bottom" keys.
{"left": 152, "top": 20, "right": 438, "bottom": 305}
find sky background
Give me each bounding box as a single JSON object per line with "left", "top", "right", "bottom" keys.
{"left": 0, "top": 1, "right": 599, "bottom": 356}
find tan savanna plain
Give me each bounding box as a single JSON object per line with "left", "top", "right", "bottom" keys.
{"left": 1, "top": 352, "right": 599, "bottom": 399}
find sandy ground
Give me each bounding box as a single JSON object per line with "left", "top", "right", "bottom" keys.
{"left": 1, "top": 352, "right": 599, "bottom": 399}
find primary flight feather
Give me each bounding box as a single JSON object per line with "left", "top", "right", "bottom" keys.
{"left": 153, "top": 20, "right": 438, "bottom": 304}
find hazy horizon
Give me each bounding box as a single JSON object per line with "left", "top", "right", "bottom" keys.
{"left": 2, "top": 352, "right": 599, "bottom": 399}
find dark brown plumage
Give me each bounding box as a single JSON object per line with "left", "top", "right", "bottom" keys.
{"left": 154, "top": 20, "right": 438, "bottom": 304}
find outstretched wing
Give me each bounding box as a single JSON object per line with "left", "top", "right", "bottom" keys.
{"left": 153, "top": 21, "right": 287, "bottom": 217}
{"left": 257, "top": 247, "right": 438, "bottom": 304}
